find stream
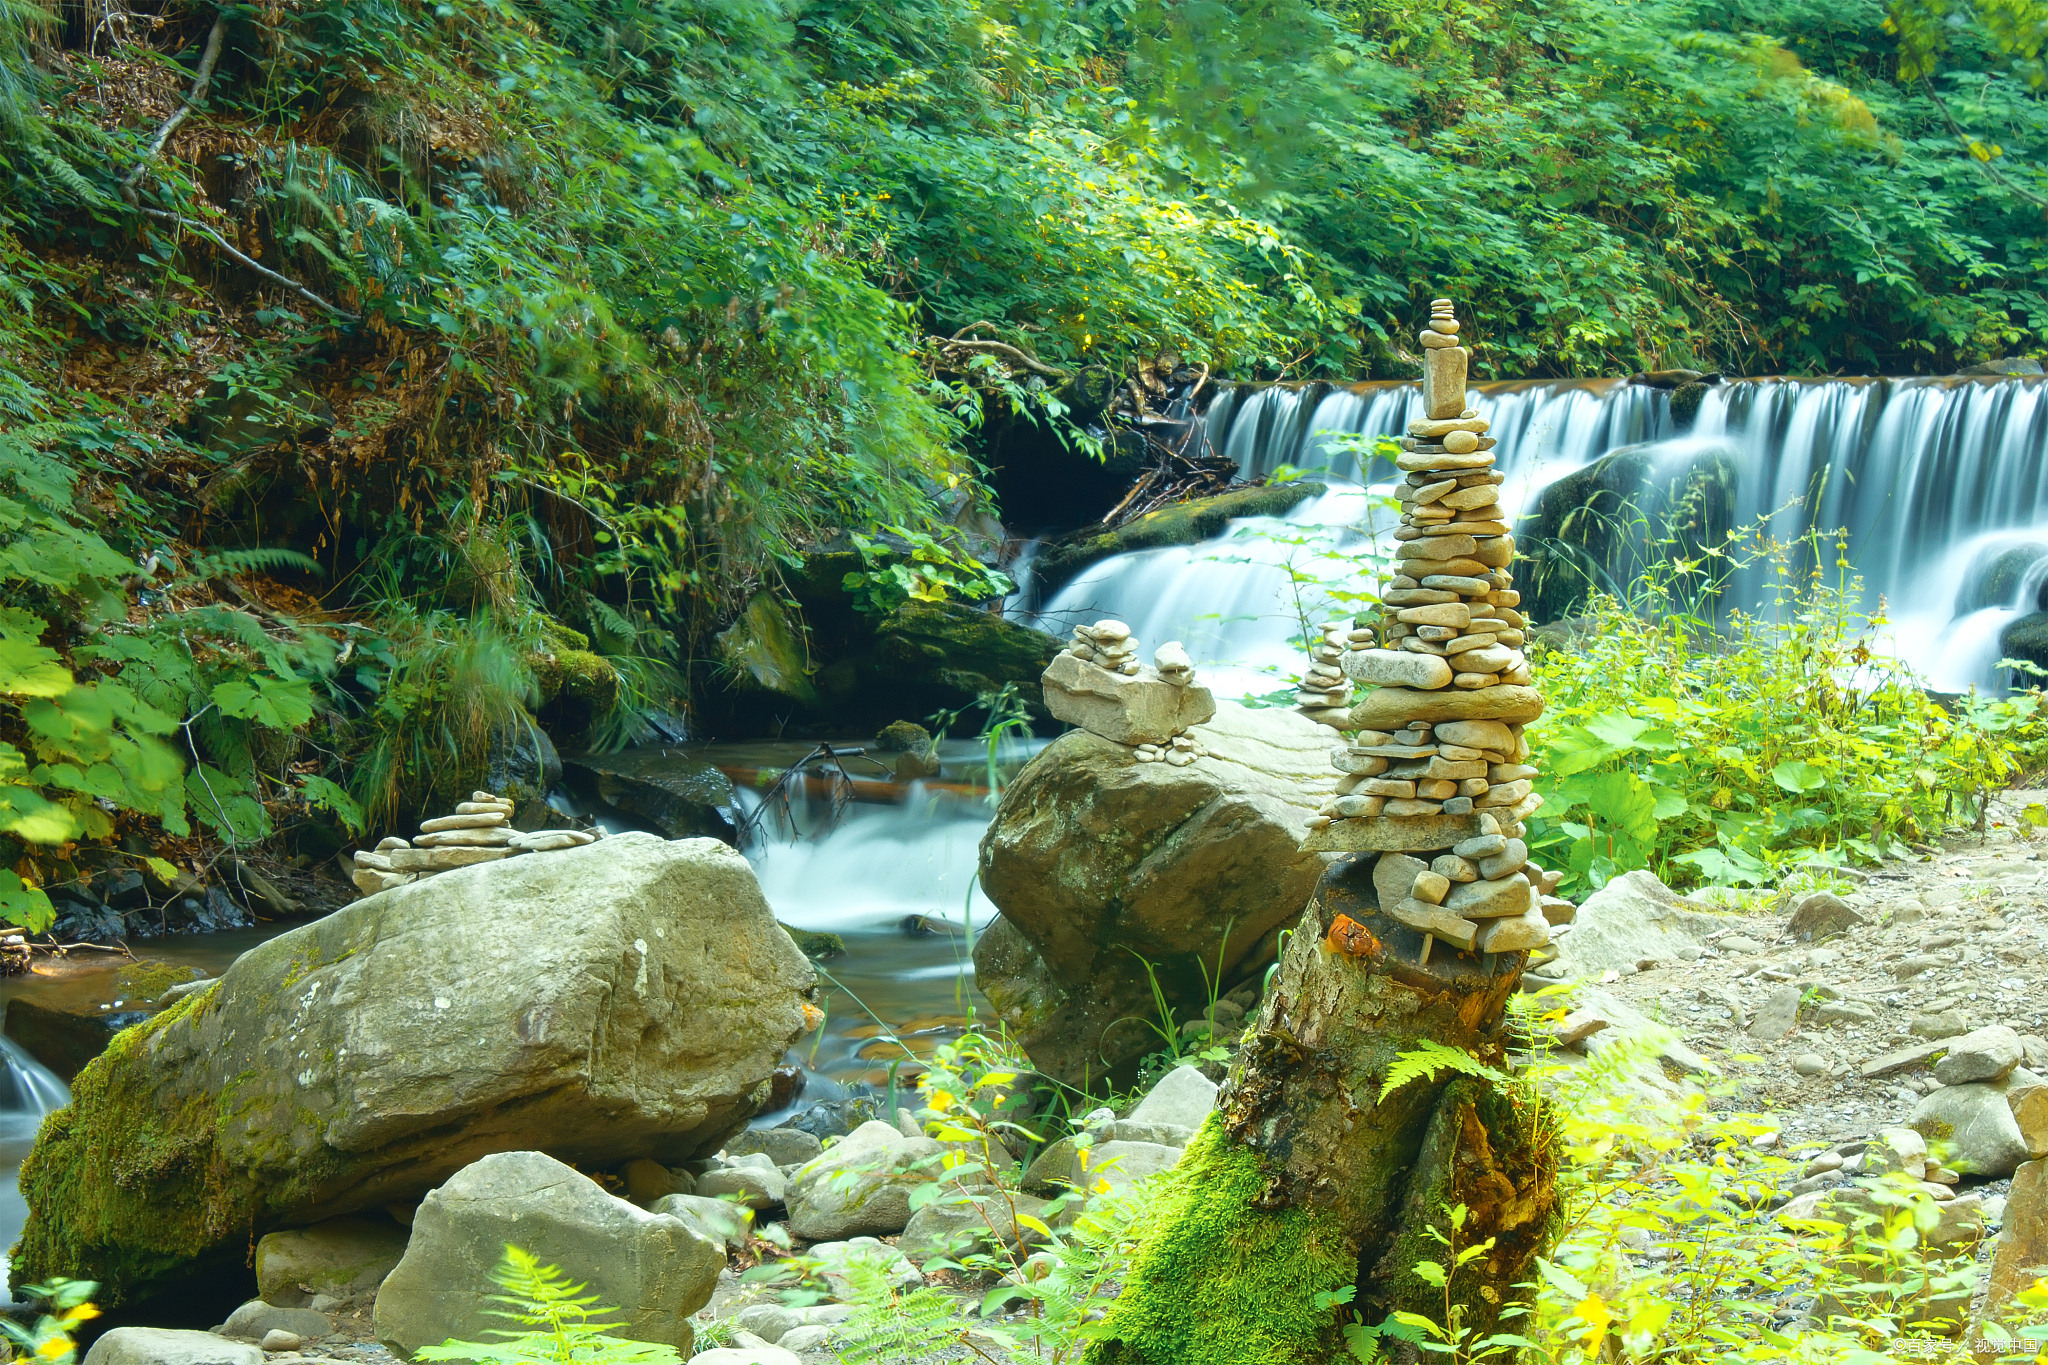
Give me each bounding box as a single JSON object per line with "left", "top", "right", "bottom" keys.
{"left": 1, "top": 372, "right": 2043, "bottom": 1279}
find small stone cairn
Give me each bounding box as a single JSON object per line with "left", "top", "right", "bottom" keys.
{"left": 1296, "top": 619, "right": 1375, "bottom": 729}
{"left": 1042, "top": 620, "right": 1217, "bottom": 749}
{"left": 1301, "top": 297, "right": 1573, "bottom": 961}
{"left": 349, "top": 791, "right": 602, "bottom": 894}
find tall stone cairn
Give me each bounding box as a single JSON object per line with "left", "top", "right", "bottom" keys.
{"left": 1301, "top": 297, "right": 1567, "bottom": 961}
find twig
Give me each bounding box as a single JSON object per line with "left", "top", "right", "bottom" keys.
{"left": 137, "top": 208, "right": 360, "bottom": 320}
{"left": 928, "top": 335, "right": 1070, "bottom": 379}
{"left": 121, "top": 13, "right": 227, "bottom": 201}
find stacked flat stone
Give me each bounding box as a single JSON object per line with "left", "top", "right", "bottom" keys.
{"left": 1067, "top": 620, "right": 1142, "bottom": 675}
{"left": 1296, "top": 620, "right": 1371, "bottom": 730}
{"left": 1296, "top": 296, "right": 1555, "bottom": 962}
{"left": 349, "top": 790, "right": 602, "bottom": 895}
{"left": 1134, "top": 732, "right": 1207, "bottom": 766}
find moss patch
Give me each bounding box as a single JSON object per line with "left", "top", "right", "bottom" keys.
{"left": 1087, "top": 1118, "right": 1357, "bottom": 1365}
{"left": 113, "top": 959, "right": 205, "bottom": 1001}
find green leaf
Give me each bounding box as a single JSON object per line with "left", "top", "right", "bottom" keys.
{"left": 296, "top": 775, "right": 365, "bottom": 833}
{"left": 211, "top": 674, "right": 315, "bottom": 730}
{"left": 0, "top": 635, "right": 74, "bottom": 698}
{"left": 0, "top": 871, "right": 54, "bottom": 932}
{"left": 1770, "top": 759, "right": 1827, "bottom": 794}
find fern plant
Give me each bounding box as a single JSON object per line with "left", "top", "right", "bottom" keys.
{"left": 414, "top": 1246, "right": 681, "bottom": 1365}
{"left": 828, "top": 1251, "right": 973, "bottom": 1365}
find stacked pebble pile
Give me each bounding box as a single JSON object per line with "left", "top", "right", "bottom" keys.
{"left": 349, "top": 790, "right": 602, "bottom": 894}
{"left": 1133, "top": 733, "right": 1207, "bottom": 767}
{"left": 1301, "top": 297, "right": 1570, "bottom": 961}
{"left": 1296, "top": 620, "right": 1374, "bottom": 729}
{"left": 1066, "top": 621, "right": 1141, "bottom": 674}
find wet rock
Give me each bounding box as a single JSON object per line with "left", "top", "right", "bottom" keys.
{"left": 559, "top": 750, "right": 736, "bottom": 841}
{"left": 1987, "top": 1157, "right": 2048, "bottom": 1316}
{"left": 3, "top": 958, "right": 207, "bottom": 1081}
{"left": 374, "top": 1151, "right": 722, "bottom": 1358}
{"left": 13, "top": 834, "right": 815, "bottom": 1305}
{"left": 697, "top": 1155, "right": 785, "bottom": 1210}
{"left": 1031, "top": 483, "right": 1326, "bottom": 596}
{"left": 727, "top": 1127, "right": 824, "bottom": 1167}
{"left": 976, "top": 701, "right": 1338, "bottom": 1087}
{"left": 255, "top": 1214, "right": 409, "bottom": 1308}
{"left": 816, "top": 600, "right": 1065, "bottom": 727}
{"left": 716, "top": 593, "right": 820, "bottom": 713}
{"left": 82, "top": 1330, "right": 263, "bottom": 1365}
{"left": 784, "top": 1121, "right": 943, "bottom": 1240}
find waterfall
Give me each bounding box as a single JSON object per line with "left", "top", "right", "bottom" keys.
{"left": 1, "top": 1034, "right": 70, "bottom": 1286}
{"left": 1033, "top": 375, "right": 2048, "bottom": 695}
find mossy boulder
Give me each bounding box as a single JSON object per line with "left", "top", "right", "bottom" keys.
{"left": 1958, "top": 543, "right": 2048, "bottom": 616}
{"left": 816, "top": 599, "right": 1063, "bottom": 726}
{"left": 715, "top": 592, "right": 819, "bottom": 712}
{"left": 2001, "top": 612, "right": 2048, "bottom": 677}
{"left": 1032, "top": 482, "right": 1325, "bottom": 596}
{"left": 558, "top": 748, "right": 735, "bottom": 840}
{"left": 1516, "top": 441, "right": 1739, "bottom": 624}
{"left": 11, "top": 833, "right": 816, "bottom": 1309}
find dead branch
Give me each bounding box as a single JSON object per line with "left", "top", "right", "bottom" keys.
{"left": 927, "top": 335, "right": 1070, "bottom": 379}
{"left": 138, "top": 208, "right": 360, "bottom": 320}
{"left": 121, "top": 13, "right": 227, "bottom": 202}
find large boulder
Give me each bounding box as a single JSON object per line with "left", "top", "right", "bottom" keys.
{"left": 13, "top": 833, "right": 816, "bottom": 1307}
{"left": 814, "top": 599, "right": 1064, "bottom": 726}
{"left": 1908, "top": 1080, "right": 2032, "bottom": 1177}
{"left": 82, "top": 1330, "right": 261, "bottom": 1365}
{"left": 715, "top": 593, "right": 820, "bottom": 713}
{"left": 976, "top": 701, "right": 1337, "bottom": 1087}
{"left": 373, "top": 1151, "right": 723, "bottom": 1359}
{"left": 1549, "top": 870, "right": 1723, "bottom": 977}
{"left": 1988, "top": 1157, "right": 2048, "bottom": 1317}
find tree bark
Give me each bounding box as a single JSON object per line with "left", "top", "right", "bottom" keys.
{"left": 1086, "top": 852, "right": 1558, "bottom": 1365}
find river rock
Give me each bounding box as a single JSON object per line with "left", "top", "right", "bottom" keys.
{"left": 255, "top": 1214, "right": 410, "bottom": 1308}
{"left": 1550, "top": 870, "right": 1721, "bottom": 976}
{"left": 899, "top": 1191, "right": 1054, "bottom": 1262}
{"left": 977, "top": 701, "right": 1337, "bottom": 1087}
{"left": 650, "top": 1193, "right": 753, "bottom": 1252}
{"left": 1128, "top": 1065, "right": 1219, "bottom": 1129}
{"left": 727, "top": 1127, "right": 825, "bottom": 1167}
{"left": 13, "top": 833, "right": 816, "bottom": 1305}
{"left": 784, "top": 1121, "right": 943, "bottom": 1240}
{"left": 1932, "top": 1024, "right": 2023, "bottom": 1085}
{"left": 1346, "top": 685, "right": 1543, "bottom": 731}
{"left": 1786, "top": 891, "right": 1863, "bottom": 942}
{"left": 1908, "top": 1082, "right": 2032, "bottom": 1177}
{"left": 1021, "top": 1138, "right": 1183, "bottom": 1196}
{"left": 1342, "top": 649, "right": 1453, "bottom": 690}
{"left": 1040, "top": 650, "right": 1216, "bottom": 745}
{"left": 373, "top": 1152, "right": 722, "bottom": 1358}
{"left": 559, "top": 750, "right": 736, "bottom": 841}
{"left": 82, "top": 1330, "right": 263, "bottom": 1365}
{"left": 2013, "top": 1083, "right": 2048, "bottom": 1159}
{"left": 1748, "top": 985, "right": 1804, "bottom": 1041}
{"left": 219, "top": 1302, "right": 333, "bottom": 1342}
{"left": 1988, "top": 1157, "right": 2048, "bottom": 1316}
{"left": 697, "top": 1155, "right": 786, "bottom": 1210}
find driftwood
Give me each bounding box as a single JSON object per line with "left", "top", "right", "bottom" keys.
{"left": 1087, "top": 853, "right": 1558, "bottom": 1364}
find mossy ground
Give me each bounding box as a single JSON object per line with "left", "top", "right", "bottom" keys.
{"left": 1085, "top": 1118, "right": 1358, "bottom": 1365}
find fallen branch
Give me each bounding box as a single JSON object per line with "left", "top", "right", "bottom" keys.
{"left": 138, "top": 208, "right": 360, "bottom": 320}
{"left": 121, "top": 13, "right": 226, "bottom": 202}
{"left": 927, "top": 334, "right": 1070, "bottom": 379}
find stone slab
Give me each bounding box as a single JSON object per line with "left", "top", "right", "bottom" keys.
{"left": 1041, "top": 651, "right": 1216, "bottom": 746}
{"left": 1302, "top": 811, "right": 1488, "bottom": 852}
{"left": 1347, "top": 685, "right": 1544, "bottom": 731}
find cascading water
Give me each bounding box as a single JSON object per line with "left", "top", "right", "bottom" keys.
{"left": 1029, "top": 375, "right": 2048, "bottom": 695}
{"left": 0, "top": 1034, "right": 69, "bottom": 1284}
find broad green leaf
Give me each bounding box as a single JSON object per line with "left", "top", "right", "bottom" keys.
{"left": 0, "top": 635, "right": 74, "bottom": 698}
{"left": 1770, "top": 759, "right": 1827, "bottom": 793}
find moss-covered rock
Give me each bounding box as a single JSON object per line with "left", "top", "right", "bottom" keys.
{"left": 715, "top": 593, "right": 819, "bottom": 711}
{"left": 1032, "top": 482, "right": 1325, "bottom": 595}
{"left": 1516, "top": 441, "right": 1739, "bottom": 625}
{"left": 816, "top": 599, "right": 1064, "bottom": 726}
{"left": 1957, "top": 543, "right": 2048, "bottom": 616}
{"left": 11, "top": 833, "right": 816, "bottom": 1309}
{"left": 2000, "top": 612, "right": 2048, "bottom": 676}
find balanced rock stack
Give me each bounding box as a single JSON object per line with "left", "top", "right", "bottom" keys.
{"left": 1296, "top": 620, "right": 1373, "bottom": 730}
{"left": 1298, "top": 296, "right": 1560, "bottom": 962}
{"left": 1042, "top": 619, "right": 1217, "bottom": 747}
{"left": 349, "top": 791, "right": 602, "bottom": 895}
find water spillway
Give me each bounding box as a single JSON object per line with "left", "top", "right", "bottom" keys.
{"left": 1029, "top": 375, "right": 2048, "bottom": 694}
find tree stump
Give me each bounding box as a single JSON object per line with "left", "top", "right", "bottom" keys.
{"left": 1086, "top": 852, "right": 1558, "bottom": 1365}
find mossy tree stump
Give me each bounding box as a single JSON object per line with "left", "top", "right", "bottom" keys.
{"left": 1087, "top": 854, "right": 1558, "bottom": 1365}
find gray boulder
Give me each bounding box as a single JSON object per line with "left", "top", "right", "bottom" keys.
{"left": 784, "top": 1121, "right": 944, "bottom": 1240}
{"left": 82, "top": 1330, "right": 263, "bottom": 1365}
{"left": 727, "top": 1128, "right": 824, "bottom": 1167}
{"left": 649, "top": 1192, "right": 752, "bottom": 1252}
{"left": 898, "top": 1190, "right": 1054, "bottom": 1263}
{"left": 255, "top": 1214, "right": 409, "bottom": 1308}
{"left": 698, "top": 1154, "right": 786, "bottom": 1210}
{"left": 1933, "top": 1024, "right": 2023, "bottom": 1085}
{"left": 219, "top": 1302, "right": 333, "bottom": 1341}
{"left": 1128, "top": 1066, "right": 1218, "bottom": 1130}
{"left": 977, "top": 702, "right": 1338, "bottom": 1086}
{"left": 14, "top": 833, "right": 816, "bottom": 1304}
{"left": 374, "top": 1151, "right": 722, "bottom": 1359}
{"left": 1909, "top": 1082, "right": 2032, "bottom": 1178}
{"left": 1021, "top": 1138, "right": 1182, "bottom": 1196}
{"left": 1786, "top": 892, "right": 1863, "bottom": 943}
{"left": 1551, "top": 871, "right": 1722, "bottom": 975}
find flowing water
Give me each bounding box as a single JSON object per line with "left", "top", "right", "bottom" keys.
{"left": 0, "top": 1035, "right": 68, "bottom": 1287}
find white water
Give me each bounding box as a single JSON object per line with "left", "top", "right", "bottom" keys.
{"left": 0, "top": 1034, "right": 70, "bottom": 1286}
{"left": 1024, "top": 376, "right": 2048, "bottom": 694}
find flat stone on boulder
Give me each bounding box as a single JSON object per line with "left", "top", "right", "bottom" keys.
{"left": 373, "top": 1151, "right": 722, "bottom": 1359}
{"left": 1041, "top": 651, "right": 1216, "bottom": 745}
{"left": 1932, "top": 1024, "right": 2024, "bottom": 1086}
{"left": 1345, "top": 685, "right": 1543, "bottom": 731}
{"left": 13, "top": 833, "right": 816, "bottom": 1305}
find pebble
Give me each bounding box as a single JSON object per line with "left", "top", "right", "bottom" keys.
{"left": 1793, "top": 1053, "right": 1830, "bottom": 1077}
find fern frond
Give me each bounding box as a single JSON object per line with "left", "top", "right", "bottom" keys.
{"left": 824, "top": 1252, "right": 966, "bottom": 1365}
{"left": 414, "top": 1246, "right": 680, "bottom": 1365}
{"left": 1378, "top": 1041, "right": 1512, "bottom": 1103}
{"left": 188, "top": 546, "right": 324, "bottom": 579}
